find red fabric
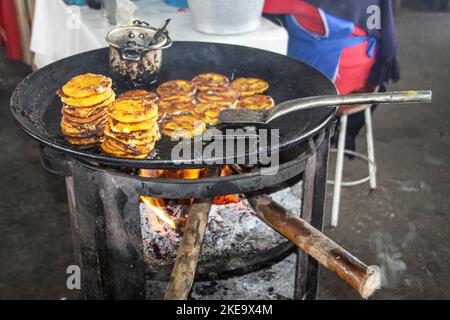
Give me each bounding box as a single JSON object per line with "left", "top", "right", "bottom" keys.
{"left": 0, "top": 0, "right": 22, "bottom": 60}
{"left": 335, "top": 38, "right": 377, "bottom": 94}
{"left": 264, "top": 0, "right": 376, "bottom": 94}
{"left": 264, "top": 0, "right": 326, "bottom": 35}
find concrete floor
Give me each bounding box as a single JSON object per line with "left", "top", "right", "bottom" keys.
{"left": 0, "top": 8, "right": 449, "bottom": 300}
{"left": 319, "top": 9, "right": 450, "bottom": 299}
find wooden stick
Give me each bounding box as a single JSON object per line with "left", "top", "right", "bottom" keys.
{"left": 164, "top": 198, "right": 213, "bottom": 300}
{"left": 247, "top": 194, "right": 380, "bottom": 299}
{"left": 164, "top": 168, "right": 219, "bottom": 300}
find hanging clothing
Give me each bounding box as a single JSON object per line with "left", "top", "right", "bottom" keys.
{"left": 303, "top": 0, "right": 400, "bottom": 85}
{"left": 0, "top": 0, "right": 22, "bottom": 60}
{"left": 263, "top": 0, "right": 399, "bottom": 153}
{"left": 285, "top": 11, "right": 377, "bottom": 94}
{"left": 263, "top": 0, "right": 400, "bottom": 91}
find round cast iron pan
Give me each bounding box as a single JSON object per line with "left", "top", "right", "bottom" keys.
{"left": 10, "top": 42, "right": 337, "bottom": 169}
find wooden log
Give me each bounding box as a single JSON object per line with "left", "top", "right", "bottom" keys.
{"left": 164, "top": 198, "right": 213, "bottom": 300}
{"left": 247, "top": 194, "right": 380, "bottom": 299}
{"left": 164, "top": 168, "right": 219, "bottom": 300}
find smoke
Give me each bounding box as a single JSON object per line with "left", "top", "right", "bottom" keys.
{"left": 369, "top": 231, "right": 407, "bottom": 288}
{"left": 369, "top": 222, "right": 422, "bottom": 291}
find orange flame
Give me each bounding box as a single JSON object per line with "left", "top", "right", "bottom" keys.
{"left": 140, "top": 196, "right": 177, "bottom": 229}
{"left": 140, "top": 168, "right": 204, "bottom": 180}
{"left": 220, "top": 165, "right": 233, "bottom": 176}
{"left": 139, "top": 166, "right": 241, "bottom": 233}
{"left": 139, "top": 169, "right": 204, "bottom": 231}
{"left": 212, "top": 165, "right": 240, "bottom": 205}
{"left": 140, "top": 169, "right": 204, "bottom": 232}
{"left": 212, "top": 194, "right": 240, "bottom": 205}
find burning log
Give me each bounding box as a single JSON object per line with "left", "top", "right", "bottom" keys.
{"left": 212, "top": 194, "right": 240, "bottom": 205}
{"left": 164, "top": 198, "right": 213, "bottom": 300}
{"left": 164, "top": 168, "right": 220, "bottom": 300}
{"left": 247, "top": 194, "right": 381, "bottom": 299}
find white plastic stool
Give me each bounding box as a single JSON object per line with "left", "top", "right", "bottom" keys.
{"left": 328, "top": 103, "right": 378, "bottom": 227}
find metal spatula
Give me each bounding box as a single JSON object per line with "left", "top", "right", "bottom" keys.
{"left": 218, "top": 90, "right": 432, "bottom": 126}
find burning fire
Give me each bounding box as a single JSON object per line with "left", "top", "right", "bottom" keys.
{"left": 140, "top": 196, "right": 177, "bottom": 229}
{"left": 140, "top": 166, "right": 240, "bottom": 231}
{"left": 212, "top": 165, "right": 240, "bottom": 205}
{"left": 212, "top": 194, "right": 240, "bottom": 205}
{"left": 140, "top": 168, "right": 204, "bottom": 180}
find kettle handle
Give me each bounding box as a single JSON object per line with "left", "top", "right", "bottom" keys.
{"left": 121, "top": 46, "right": 142, "bottom": 61}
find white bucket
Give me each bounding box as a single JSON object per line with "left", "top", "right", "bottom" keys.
{"left": 187, "top": 0, "right": 265, "bottom": 35}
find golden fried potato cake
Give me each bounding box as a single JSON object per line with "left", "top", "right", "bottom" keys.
{"left": 236, "top": 95, "right": 275, "bottom": 110}
{"left": 61, "top": 114, "right": 107, "bottom": 137}
{"left": 157, "top": 95, "right": 193, "bottom": 107}
{"left": 159, "top": 100, "right": 196, "bottom": 117}
{"left": 197, "top": 87, "right": 239, "bottom": 106}
{"left": 62, "top": 93, "right": 114, "bottom": 118}
{"left": 61, "top": 112, "right": 107, "bottom": 127}
{"left": 61, "top": 126, "right": 106, "bottom": 140}
{"left": 65, "top": 135, "right": 103, "bottom": 146}
{"left": 108, "top": 117, "right": 158, "bottom": 133}
{"left": 161, "top": 114, "right": 206, "bottom": 138}
{"left": 62, "top": 106, "right": 106, "bottom": 124}
{"left": 117, "top": 89, "right": 159, "bottom": 103}
{"left": 192, "top": 73, "right": 230, "bottom": 91}
{"left": 156, "top": 95, "right": 195, "bottom": 117}
{"left": 100, "top": 139, "right": 128, "bottom": 157}
{"left": 102, "top": 137, "right": 155, "bottom": 156}
{"left": 105, "top": 136, "right": 155, "bottom": 155}
{"left": 156, "top": 80, "right": 196, "bottom": 98}
{"left": 61, "top": 73, "right": 112, "bottom": 98}
{"left": 59, "top": 88, "right": 114, "bottom": 108}
{"left": 230, "top": 77, "right": 269, "bottom": 97}
{"left": 107, "top": 99, "right": 158, "bottom": 123}
{"left": 105, "top": 134, "right": 156, "bottom": 147}
{"left": 104, "top": 122, "right": 158, "bottom": 140}
{"left": 104, "top": 123, "right": 160, "bottom": 145}
{"left": 101, "top": 138, "right": 151, "bottom": 159}
{"left": 193, "top": 103, "right": 229, "bottom": 125}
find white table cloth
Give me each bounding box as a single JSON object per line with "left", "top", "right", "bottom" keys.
{"left": 30, "top": 0, "right": 288, "bottom": 69}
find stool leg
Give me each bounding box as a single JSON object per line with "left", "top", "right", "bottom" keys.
{"left": 331, "top": 115, "right": 347, "bottom": 227}
{"left": 364, "top": 108, "right": 377, "bottom": 189}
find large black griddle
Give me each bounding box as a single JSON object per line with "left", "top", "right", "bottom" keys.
{"left": 10, "top": 42, "right": 337, "bottom": 169}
